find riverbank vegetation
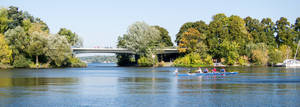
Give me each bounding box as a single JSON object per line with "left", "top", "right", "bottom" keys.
{"left": 0, "top": 6, "right": 86, "bottom": 69}
{"left": 175, "top": 14, "right": 299, "bottom": 66}
{"left": 117, "top": 14, "right": 299, "bottom": 67}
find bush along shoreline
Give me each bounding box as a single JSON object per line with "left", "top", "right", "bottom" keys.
{"left": 0, "top": 6, "right": 86, "bottom": 69}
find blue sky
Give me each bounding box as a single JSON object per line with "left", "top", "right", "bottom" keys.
{"left": 1, "top": 0, "right": 299, "bottom": 48}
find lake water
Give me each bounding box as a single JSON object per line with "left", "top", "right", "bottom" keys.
{"left": 0, "top": 63, "right": 299, "bottom": 107}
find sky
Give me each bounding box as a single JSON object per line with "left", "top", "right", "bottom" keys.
{"left": 1, "top": 0, "right": 300, "bottom": 48}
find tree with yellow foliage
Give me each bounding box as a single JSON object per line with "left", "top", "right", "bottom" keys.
{"left": 0, "top": 34, "right": 12, "bottom": 65}
{"left": 178, "top": 28, "right": 207, "bottom": 54}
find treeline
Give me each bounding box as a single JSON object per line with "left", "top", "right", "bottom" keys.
{"left": 174, "top": 13, "right": 300, "bottom": 66}
{"left": 79, "top": 56, "right": 117, "bottom": 63}
{"left": 0, "top": 6, "right": 86, "bottom": 68}
{"left": 117, "top": 14, "right": 299, "bottom": 67}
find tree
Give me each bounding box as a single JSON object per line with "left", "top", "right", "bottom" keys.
{"left": 0, "top": 34, "right": 12, "bottom": 64}
{"left": 57, "top": 28, "right": 82, "bottom": 47}
{"left": 120, "top": 21, "right": 161, "bottom": 56}
{"left": 116, "top": 36, "right": 136, "bottom": 66}
{"left": 0, "top": 8, "right": 11, "bottom": 34}
{"left": 227, "top": 15, "right": 252, "bottom": 55}
{"left": 207, "top": 13, "right": 230, "bottom": 59}
{"left": 219, "top": 40, "right": 240, "bottom": 65}
{"left": 178, "top": 28, "right": 207, "bottom": 54}
{"left": 276, "top": 17, "right": 295, "bottom": 47}
{"left": 46, "top": 34, "right": 71, "bottom": 67}
{"left": 6, "top": 6, "right": 28, "bottom": 30}
{"left": 4, "top": 26, "right": 29, "bottom": 56}
{"left": 153, "top": 26, "right": 173, "bottom": 47}
{"left": 117, "top": 22, "right": 161, "bottom": 66}
{"left": 244, "top": 16, "right": 264, "bottom": 43}
{"left": 27, "top": 32, "right": 48, "bottom": 66}
{"left": 28, "top": 22, "right": 49, "bottom": 35}
{"left": 176, "top": 20, "right": 208, "bottom": 45}
{"left": 295, "top": 17, "right": 300, "bottom": 33}
{"left": 175, "top": 22, "right": 195, "bottom": 45}
{"left": 261, "top": 18, "right": 276, "bottom": 46}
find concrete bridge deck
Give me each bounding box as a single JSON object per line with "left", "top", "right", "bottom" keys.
{"left": 72, "top": 48, "right": 179, "bottom": 54}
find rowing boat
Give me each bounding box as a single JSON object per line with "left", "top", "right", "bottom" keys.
{"left": 176, "top": 72, "right": 238, "bottom": 76}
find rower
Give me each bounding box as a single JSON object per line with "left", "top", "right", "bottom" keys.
{"left": 204, "top": 68, "right": 209, "bottom": 73}
{"left": 197, "top": 67, "right": 203, "bottom": 73}
{"left": 212, "top": 67, "right": 217, "bottom": 73}
{"left": 220, "top": 67, "right": 226, "bottom": 72}
{"left": 174, "top": 68, "right": 178, "bottom": 76}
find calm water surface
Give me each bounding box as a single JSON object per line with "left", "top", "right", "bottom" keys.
{"left": 0, "top": 63, "right": 299, "bottom": 107}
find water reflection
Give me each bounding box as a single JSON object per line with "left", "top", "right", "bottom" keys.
{"left": 0, "top": 65, "right": 299, "bottom": 107}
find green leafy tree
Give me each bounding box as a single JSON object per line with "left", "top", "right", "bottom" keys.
{"left": 46, "top": 34, "right": 71, "bottom": 67}
{"left": 120, "top": 21, "right": 161, "bottom": 56}
{"left": 227, "top": 15, "right": 251, "bottom": 56}
{"left": 153, "top": 26, "right": 173, "bottom": 47}
{"left": 207, "top": 13, "right": 230, "bottom": 59}
{"left": 276, "top": 17, "right": 295, "bottom": 47}
{"left": 27, "top": 32, "right": 48, "bottom": 66}
{"left": 4, "top": 26, "right": 29, "bottom": 56}
{"left": 7, "top": 6, "right": 25, "bottom": 29}
{"left": 244, "top": 16, "right": 264, "bottom": 43}
{"left": 116, "top": 36, "right": 136, "bottom": 66}
{"left": 0, "top": 8, "right": 11, "bottom": 34}
{"left": 57, "top": 28, "right": 82, "bottom": 47}
{"left": 219, "top": 40, "right": 239, "bottom": 65}
{"left": 261, "top": 18, "right": 276, "bottom": 46}
{"left": 117, "top": 22, "right": 161, "bottom": 66}
{"left": 13, "top": 55, "right": 32, "bottom": 68}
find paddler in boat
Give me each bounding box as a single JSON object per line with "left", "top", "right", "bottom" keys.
{"left": 220, "top": 67, "right": 226, "bottom": 72}
{"left": 174, "top": 68, "right": 178, "bottom": 76}
{"left": 212, "top": 67, "right": 217, "bottom": 73}
{"left": 204, "top": 68, "right": 209, "bottom": 73}
{"left": 197, "top": 67, "right": 203, "bottom": 73}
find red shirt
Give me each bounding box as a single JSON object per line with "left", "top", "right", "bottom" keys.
{"left": 212, "top": 68, "right": 217, "bottom": 72}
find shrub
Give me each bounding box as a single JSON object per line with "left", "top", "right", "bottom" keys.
{"left": 13, "top": 55, "right": 32, "bottom": 68}
{"left": 268, "top": 48, "right": 283, "bottom": 65}
{"left": 173, "top": 53, "right": 213, "bottom": 67}
{"left": 238, "top": 55, "right": 249, "bottom": 66}
{"left": 137, "top": 56, "right": 153, "bottom": 67}
{"left": 252, "top": 49, "right": 268, "bottom": 65}
{"left": 204, "top": 55, "right": 213, "bottom": 65}
{"left": 68, "top": 57, "right": 87, "bottom": 67}
{"left": 157, "top": 61, "right": 165, "bottom": 67}
{"left": 174, "top": 55, "right": 190, "bottom": 65}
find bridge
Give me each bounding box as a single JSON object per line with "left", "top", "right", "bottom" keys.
{"left": 72, "top": 48, "right": 179, "bottom": 54}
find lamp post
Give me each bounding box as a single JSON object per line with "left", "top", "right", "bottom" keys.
{"left": 152, "top": 54, "right": 155, "bottom": 66}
